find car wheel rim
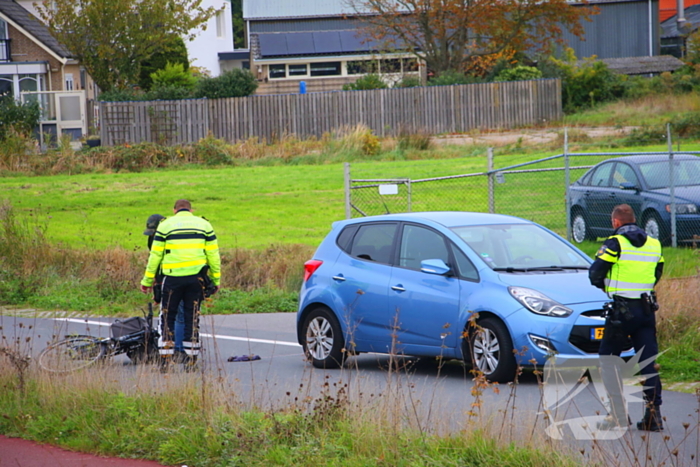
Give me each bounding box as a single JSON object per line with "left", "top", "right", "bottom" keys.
{"left": 473, "top": 328, "right": 500, "bottom": 375}
{"left": 645, "top": 218, "right": 660, "bottom": 239}
{"left": 572, "top": 215, "right": 586, "bottom": 243}
{"left": 306, "top": 316, "right": 333, "bottom": 361}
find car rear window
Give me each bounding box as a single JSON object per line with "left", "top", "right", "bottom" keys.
{"left": 349, "top": 223, "right": 397, "bottom": 264}
{"left": 336, "top": 225, "right": 358, "bottom": 253}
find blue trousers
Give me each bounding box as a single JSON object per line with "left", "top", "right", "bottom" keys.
{"left": 599, "top": 298, "right": 662, "bottom": 407}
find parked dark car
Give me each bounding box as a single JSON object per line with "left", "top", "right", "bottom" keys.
{"left": 569, "top": 154, "right": 700, "bottom": 245}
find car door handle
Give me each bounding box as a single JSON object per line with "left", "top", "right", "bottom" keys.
{"left": 608, "top": 193, "right": 616, "bottom": 198}
{"left": 391, "top": 284, "right": 406, "bottom": 292}
{"left": 583, "top": 191, "right": 591, "bottom": 197}
{"left": 332, "top": 275, "right": 346, "bottom": 282}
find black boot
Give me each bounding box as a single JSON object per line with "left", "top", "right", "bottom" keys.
{"left": 637, "top": 405, "right": 663, "bottom": 431}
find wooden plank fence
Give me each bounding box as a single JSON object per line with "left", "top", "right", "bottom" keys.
{"left": 100, "top": 79, "right": 562, "bottom": 146}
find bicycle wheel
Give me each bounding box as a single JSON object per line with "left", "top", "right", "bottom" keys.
{"left": 38, "top": 336, "right": 107, "bottom": 373}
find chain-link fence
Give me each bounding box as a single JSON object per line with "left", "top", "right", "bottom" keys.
{"left": 345, "top": 137, "right": 700, "bottom": 247}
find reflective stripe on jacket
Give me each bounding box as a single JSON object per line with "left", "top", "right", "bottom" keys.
{"left": 602, "top": 234, "right": 663, "bottom": 299}
{"left": 141, "top": 211, "right": 221, "bottom": 287}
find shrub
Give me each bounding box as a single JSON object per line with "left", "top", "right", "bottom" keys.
{"left": 548, "top": 50, "right": 624, "bottom": 113}
{"left": 150, "top": 62, "right": 197, "bottom": 91}
{"left": 428, "top": 70, "right": 481, "bottom": 86}
{"left": 195, "top": 69, "right": 258, "bottom": 99}
{"left": 493, "top": 65, "right": 542, "bottom": 82}
{"left": 145, "top": 85, "right": 194, "bottom": 101}
{"left": 342, "top": 74, "right": 388, "bottom": 91}
{"left": 97, "top": 88, "right": 145, "bottom": 102}
{"left": 394, "top": 76, "right": 422, "bottom": 88}
{"left": 139, "top": 35, "right": 189, "bottom": 90}
{"left": 0, "top": 96, "right": 40, "bottom": 140}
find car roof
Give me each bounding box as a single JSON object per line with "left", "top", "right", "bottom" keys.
{"left": 338, "top": 211, "right": 532, "bottom": 229}
{"left": 601, "top": 154, "right": 700, "bottom": 164}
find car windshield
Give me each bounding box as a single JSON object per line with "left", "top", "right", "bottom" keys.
{"left": 451, "top": 224, "right": 590, "bottom": 270}
{"left": 639, "top": 159, "right": 700, "bottom": 189}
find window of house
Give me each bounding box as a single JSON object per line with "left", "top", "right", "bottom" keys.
{"left": 288, "top": 64, "right": 308, "bottom": 76}
{"left": 347, "top": 60, "right": 378, "bottom": 75}
{"left": 380, "top": 59, "right": 401, "bottom": 73}
{"left": 65, "top": 73, "right": 74, "bottom": 91}
{"left": 269, "top": 64, "right": 286, "bottom": 79}
{"left": 0, "top": 75, "right": 12, "bottom": 98}
{"left": 19, "top": 74, "right": 39, "bottom": 93}
{"left": 310, "top": 62, "right": 341, "bottom": 77}
{"left": 0, "top": 18, "right": 7, "bottom": 39}
{"left": 402, "top": 58, "right": 419, "bottom": 72}
{"left": 216, "top": 11, "right": 226, "bottom": 38}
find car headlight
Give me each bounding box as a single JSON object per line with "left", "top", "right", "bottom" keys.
{"left": 666, "top": 204, "right": 698, "bottom": 214}
{"left": 508, "top": 287, "right": 573, "bottom": 317}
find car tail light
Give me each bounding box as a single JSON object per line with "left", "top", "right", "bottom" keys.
{"left": 303, "top": 260, "right": 323, "bottom": 282}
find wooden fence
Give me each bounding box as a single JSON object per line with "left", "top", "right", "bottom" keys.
{"left": 99, "top": 79, "right": 562, "bottom": 146}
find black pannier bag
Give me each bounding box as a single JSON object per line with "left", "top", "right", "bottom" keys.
{"left": 110, "top": 317, "right": 147, "bottom": 340}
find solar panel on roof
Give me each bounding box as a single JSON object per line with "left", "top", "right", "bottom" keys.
{"left": 258, "top": 34, "right": 289, "bottom": 57}
{"left": 339, "top": 30, "right": 370, "bottom": 53}
{"left": 286, "top": 33, "right": 315, "bottom": 55}
{"left": 312, "top": 31, "right": 343, "bottom": 54}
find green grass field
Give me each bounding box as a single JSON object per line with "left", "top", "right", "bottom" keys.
{"left": 3, "top": 141, "right": 699, "bottom": 252}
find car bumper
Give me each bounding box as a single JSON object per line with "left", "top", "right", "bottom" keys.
{"left": 509, "top": 303, "right": 634, "bottom": 367}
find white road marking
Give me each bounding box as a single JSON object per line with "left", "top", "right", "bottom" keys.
{"left": 58, "top": 318, "right": 301, "bottom": 347}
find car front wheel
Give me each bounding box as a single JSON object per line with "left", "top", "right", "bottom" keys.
{"left": 571, "top": 211, "right": 592, "bottom": 244}
{"left": 302, "top": 307, "right": 345, "bottom": 369}
{"left": 468, "top": 318, "right": 516, "bottom": 383}
{"left": 643, "top": 212, "right": 669, "bottom": 245}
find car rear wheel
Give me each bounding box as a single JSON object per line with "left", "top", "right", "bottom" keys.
{"left": 302, "top": 307, "right": 345, "bottom": 369}
{"left": 468, "top": 318, "right": 516, "bottom": 383}
{"left": 571, "top": 211, "right": 593, "bottom": 244}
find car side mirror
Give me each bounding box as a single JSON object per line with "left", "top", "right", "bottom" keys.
{"left": 619, "top": 182, "right": 639, "bottom": 191}
{"left": 420, "top": 259, "right": 452, "bottom": 276}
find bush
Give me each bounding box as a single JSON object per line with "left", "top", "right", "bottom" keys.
{"left": 394, "top": 76, "right": 422, "bottom": 88}
{"left": 342, "top": 74, "right": 388, "bottom": 91}
{"left": 150, "top": 62, "right": 198, "bottom": 90}
{"left": 428, "top": 70, "right": 481, "bottom": 86}
{"left": 548, "top": 50, "right": 624, "bottom": 113}
{"left": 139, "top": 35, "right": 189, "bottom": 90}
{"left": 195, "top": 69, "right": 258, "bottom": 99}
{"left": 97, "top": 88, "right": 145, "bottom": 102}
{"left": 493, "top": 65, "right": 542, "bottom": 82}
{"left": 0, "top": 96, "right": 40, "bottom": 140}
{"left": 144, "top": 85, "right": 194, "bottom": 101}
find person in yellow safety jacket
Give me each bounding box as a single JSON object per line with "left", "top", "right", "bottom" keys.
{"left": 589, "top": 204, "right": 664, "bottom": 432}
{"left": 140, "top": 199, "right": 221, "bottom": 366}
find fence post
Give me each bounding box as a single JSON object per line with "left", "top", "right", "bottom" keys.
{"left": 487, "top": 148, "right": 495, "bottom": 214}
{"left": 344, "top": 162, "right": 352, "bottom": 220}
{"left": 564, "top": 128, "right": 571, "bottom": 242}
{"left": 667, "top": 124, "right": 677, "bottom": 248}
{"left": 407, "top": 180, "right": 412, "bottom": 212}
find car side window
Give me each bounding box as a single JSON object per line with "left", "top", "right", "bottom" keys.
{"left": 612, "top": 163, "right": 639, "bottom": 187}
{"left": 398, "top": 224, "right": 449, "bottom": 270}
{"left": 349, "top": 223, "right": 397, "bottom": 264}
{"left": 589, "top": 163, "right": 614, "bottom": 187}
{"left": 452, "top": 245, "right": 479, "bottom": 281}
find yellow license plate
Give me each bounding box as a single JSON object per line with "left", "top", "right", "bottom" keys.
{"left": 591, "top": 327, "right": 605, "bottom": 340}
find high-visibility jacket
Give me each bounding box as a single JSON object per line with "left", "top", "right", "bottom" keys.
{"left": 600, "top": 234, "right": 663, "bottom": 299}
{"left": 141, "top": 211, "right": 221, "bottom": 287}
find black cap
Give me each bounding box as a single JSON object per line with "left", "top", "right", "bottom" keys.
{"left": 143, "top": 214, "right": 165, "bottom": 235}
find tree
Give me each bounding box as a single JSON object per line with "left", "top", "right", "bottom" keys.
{"left": 139, "top": 35, "right": 190, "bottom": 90}
{"left": 231, "top": 0, "right": 246, "bottom": 49}
{"left": 350, "top": 0, "right": 596, "bottom": 77}
{"left": 37, "top": 0, "right": 218, "bottom": 92}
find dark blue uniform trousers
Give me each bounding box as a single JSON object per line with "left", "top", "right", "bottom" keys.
{"left": 599, "top": 298, "right": 662, "bottom": 407}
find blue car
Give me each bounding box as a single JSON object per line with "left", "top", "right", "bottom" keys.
{"left": 569, "top": 154, "right": 700, "bottom": 245}
{"left": 296, "top": 212, "right": 631, "bottom": 383}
